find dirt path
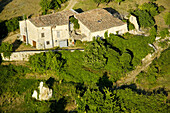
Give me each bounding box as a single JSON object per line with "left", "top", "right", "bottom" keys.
{"left": 63, "top": 0, "right": 77, "bottom": 11}
{"left": 116, "top": 38, "right": 170, "bottom": 86}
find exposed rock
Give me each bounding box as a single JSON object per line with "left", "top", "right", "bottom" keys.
{"left": 32, "top": 81, "right": 52, "bottom": 101}
{"left": 129, "top": 15, "right": 139, "bottom": 31}
{"left": 39, "top": 82, "right": 52, "bottom": 101}
{"left": 32, "top": 90, "right": 38, "bottom": 99}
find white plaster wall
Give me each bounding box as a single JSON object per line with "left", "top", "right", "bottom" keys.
{"left": 26, "top": 20, "right": 39, "bottom": 47}
{"left": 37, "top": 26, "right": 53, "bottom": 49}
{"left": 78, "top": 21, "right": 91, "bottom": 41}
{"left": 19, "top": 21, "right": 26, "bottom": 41}
{"left": 52, "top": 24, "right": 70, "bottom": 47}
{"left": 90, "top": 24, "right": 128, "bottom": 40}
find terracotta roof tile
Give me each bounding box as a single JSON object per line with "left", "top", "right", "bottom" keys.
{"left": 75, "top": 9, "right": 126, "bottom": 32}
{"left": 29, "top": 10, "right": 75, "bottom": 27}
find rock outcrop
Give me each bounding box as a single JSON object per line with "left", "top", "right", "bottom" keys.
{"left": 32, "top": 81, "right": 52, "bottom": 101}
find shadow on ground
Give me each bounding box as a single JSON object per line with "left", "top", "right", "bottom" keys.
{"left": 12, "top": 39, "right": 22, "bottom": 51}
{"left": 50, "top": 97, "right": 68, "bottom": 113}
{"left": 0, "top": 0, "right": 13, "bottom": 14}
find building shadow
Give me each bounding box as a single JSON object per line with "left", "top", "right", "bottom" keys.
{"left": 104, "top": 7, "right": 122, "bottom": 19}
{"left": 12, "top": 39, "right": 22, "bottom": 51}
{"left": 97, "top": 72, "right": 113, "bottom": 90}
{"left": 0, "top": 20, "right": 8, "bottom": 43}
{"left": 50, "top": 97, "right": 68, "bottom": 113}
{"left": 0, "top": 0, "right": 13, "bottom": 13}
{"left": 46, "top": 77, "right": 55, "bottom": 89}
{"left": 74, "top": 8, "right": 84, "bottom": 13}
{"left": 117, "top": 83, "right": 168, "bottom": 96}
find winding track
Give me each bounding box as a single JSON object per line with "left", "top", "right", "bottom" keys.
{"left": 63, "top": 0, "right": 77, "bottom": 11}
{"left": 116, "top": 38, "right": 170, "bottom": 87}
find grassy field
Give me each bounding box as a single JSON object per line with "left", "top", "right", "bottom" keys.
{"left": 0, "top": 0, "right": 69, "bottom": 20}
{"left": 73, "top": 0, "right": 170, "bottom": 29}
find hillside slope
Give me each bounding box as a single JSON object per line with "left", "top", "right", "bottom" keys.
{"left": 0, "top": 0, "right": 41, "bottom": 20}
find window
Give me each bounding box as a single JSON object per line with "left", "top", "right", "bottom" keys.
{"left": 57, "top": 31, "right": 60, "bottom": 38}
{"left": 46, "top": 41, "right": 50, "bottom": 45}
{"left": 41, "top": 33, "right": 45, "bottom": 38}
{"left": 55, "top": 40, "right": 57, "bottom": 43}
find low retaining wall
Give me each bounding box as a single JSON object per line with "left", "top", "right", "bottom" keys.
{"left": 1, "top": 49, "right": 84, "bottom": 61}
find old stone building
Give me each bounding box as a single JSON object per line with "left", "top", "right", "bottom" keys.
{"left": 75, "top": 9, "right": 128, "bottom": 41}
{"left": 19, "top": 9, "right": 128, "bottom": 49}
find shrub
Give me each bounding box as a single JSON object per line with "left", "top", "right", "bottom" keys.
{"left": 69, "top": 17, "right": 80, "bottom": 30}
{"left": 164, "top": 12, "right": 170, "bottom": 26}
{"left": 5, "top": 17, "right": 21, "bottom": 32}
{"left": 138, "top": 2, "right": 159, "bottom": 16}
{"left": 84, "top": 37, "right": 107, "bottom": 69}
{"left": 158, "top": 5, "right": 165, "bottom": 13}
{"left": 159, "top": 28, "right": 169, "bottom": 39}
{"left": 149, "top": 26, "right": 157, "bottom": 37}
{"left": 128, "top": 22, "right": 135, "bottom": 30}
{"left": 132, "top": 10, "right": 155, "bottom": 28}
{"left": 0, "top": 42, "right": 13, "bottom": 58}
{"left": 29, "top": 51, "right": 65, "bottom": 72}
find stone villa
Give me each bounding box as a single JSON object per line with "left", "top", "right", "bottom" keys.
{"left": 19, "top": 8, "right": 128, "bottom": 49}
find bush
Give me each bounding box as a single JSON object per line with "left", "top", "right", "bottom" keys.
{"left": 84, "top": 37, "right": 107, "bottom": 69}
{"left": 138, "top": 2, "right": 159, "bottom": 16}
{"left": 69, "top": 17, "right": 80, "bottom": 30}
{"left": 158, "top": 5, "right": 165, "bottom": 13}
{"left": 128, "top": 22, "right": 135, "bottom": 30}
{"left": 0, "top": 42, "right": 13, "bottom": 58}
{"left": 149, "top": 26, "right": 157, "bottom": 37}
{"left": 29, "top": 51, "right": 65, "bottom": 72}
{"left": 164, "top": 12, "right": 170, "bottom": 26}
{"left": 5, "top": 17, "right": 21, "bottom": 32}
{"left": 132, "top": 10, "right": 155, "bottom": 28}
{"left": 159, "top": 28, "right": 169, "bottom": 39}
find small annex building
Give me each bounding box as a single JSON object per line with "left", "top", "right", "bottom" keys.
{"left": 19, "top": 8, "right": 128, "bottom": 49}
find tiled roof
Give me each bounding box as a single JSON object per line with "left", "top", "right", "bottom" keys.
{"left": 29, "top": 10, "right": 75, "bottom": 27}
{"left": 75, "top": 8, "right": 126, "bottom": 32}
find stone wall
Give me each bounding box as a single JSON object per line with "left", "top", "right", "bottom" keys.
{"left": 1, "top": 49, "right": 84, "bottom": 61}
{"left": 129, "top": 15, "right": 139, "bottom": 31}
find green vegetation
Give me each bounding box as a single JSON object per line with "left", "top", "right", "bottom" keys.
{"left": 137, "top": 47, "right": 170, "bottom": 89}
{"left": 164, "top": 12, "right": 170, "bottom": 26}
{"left": 128, "top": 21, "right": 135, "bottom": 30}
{"left": 40, "top": 0, "right": 52, "bottom": 14}
{"left": 0, "top": 16, "right": 21, "bottom": 39}
{"left": 159, "top": 28, "right": 169, "bottom": 39}
{"left": 84, "top": 37, "right": 107, "bottom": 69}
{"left": 149, "top": 26, "right": 157, "bottom": 37}
{"left": 0, "top": 33, "right": 169, "bottom": 112}
{"left": 69, "top": 17, "right": 80, "bottom": 30}
{"left": 77, "top": 87, "right": 168, "bottom": 112}
{"left": 29, "top": 51, "right": 65, "bottom": 72}
{"left": 0, "top": 42, "right": 13, "bottom": 58}
{"left": 40, "top": 0, "right": 67, "bottom": 14}
{"left": 132, "top": 10, "right": 155, "bottom": 28}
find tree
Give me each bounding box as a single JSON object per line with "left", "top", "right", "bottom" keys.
{"left": 139, "top": 2, "right": 159, "bottom": 16}
{"left": 29, "top": 51, "right": 65, "bottom": 72}
{"left": 159, "top": 28, "right": 169, "bottom": 39}
{"left": 0, "top": 42, "right": 13, "bottom": 58}
{"left": 84, "top": 37, "right": 107, "bottom": 69}
{"left": 149, "top": 26, "right": 157, "bottom": 37}
{"left": 115, "top": 0, "right": 123, "bottom": 5}
{"left": 132, "top": 10, "right": 155, "bottom": 28}
{"left": 164, "top": 12, "right": 170, "bottom": 27}
{"left": 40, "top": 0, "right": 52, "bottom": 15}
{"left": 69, "top": 17, "right": 80, "bottom": 30}
{"left": 93, "top": 0, "right": 101, "bottom": 7}
{"left": 76, "top": 88, "right": 120, "bottom": 112}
